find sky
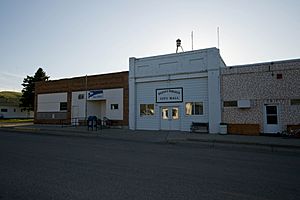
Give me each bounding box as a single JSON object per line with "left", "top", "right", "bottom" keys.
{"left": 0, "top": 0, "right": 299, "bottom": 92}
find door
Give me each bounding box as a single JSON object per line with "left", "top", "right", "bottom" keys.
{"left": 160, "top": 107, "right": 180, "bottom": 130}
{"left": 71, "top": 106, "right": 79, "bottom": 119}
{"left": 264, "top": 105, "right": 280, "bottom": 133}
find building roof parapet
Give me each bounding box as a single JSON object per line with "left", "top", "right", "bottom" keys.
{"left": 222, "top": 58, "right": 300, "bottom": 75}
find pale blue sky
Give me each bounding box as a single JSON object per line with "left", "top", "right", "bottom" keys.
{"left": 0, "top": 0, "right": 299, "bottom": 91}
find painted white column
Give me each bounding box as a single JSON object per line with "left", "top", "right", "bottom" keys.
{"left": 207, "top": 48, "right": 222, "bottom": 133}
{"left": 129, "top": 57, "right": 136, "bottom": 130}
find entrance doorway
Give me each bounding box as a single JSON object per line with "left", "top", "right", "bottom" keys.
{"left": 87, "top": 100, "right": 106, "bottom": 120}
{"left": 160, "top": 106, "right": 180, "bottom": 130}
{"left": 264, "top": 105, "right": 280, "bottom": 133}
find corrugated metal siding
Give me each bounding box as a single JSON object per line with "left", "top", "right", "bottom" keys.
{"left": 136, "top": 77, "right": 208, "bottom": 131}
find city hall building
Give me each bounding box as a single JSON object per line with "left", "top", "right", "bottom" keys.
{"left": 129, "top": 48, "right": 226, "bottom": 133}
{"left": 34, "top": 71, "right": 128, "bottom": 127}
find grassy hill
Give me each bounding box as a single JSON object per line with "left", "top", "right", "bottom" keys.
{"left": 0, "top": 91, "right": 22, "bottom": 104}
{"left": 0, "top": 91, "right": 22, "bottom": 99}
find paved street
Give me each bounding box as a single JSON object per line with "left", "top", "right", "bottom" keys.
{"left": 0, "top": 131, "right": 300, "bottom": 200}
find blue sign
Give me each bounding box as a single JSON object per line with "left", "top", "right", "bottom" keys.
{"left": 88, "top": 90, "right": 103, "bottom": 100}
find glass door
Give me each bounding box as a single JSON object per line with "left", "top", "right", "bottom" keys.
{"left": 264, "top": 105, "right": 280, "bottom": 133}
{"left": 160, "top": 107, "right": 180, "bottom": 130}
{"left": 161, "top": 107, "right": 169, "bottom": 130}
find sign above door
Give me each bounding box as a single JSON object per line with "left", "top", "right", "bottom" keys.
{"left": 156, "top": 88, "right": 183, "bottom": 103}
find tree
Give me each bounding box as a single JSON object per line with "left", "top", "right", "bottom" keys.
{"left": 20, "top": 68, "right": 49, "bottom": 111}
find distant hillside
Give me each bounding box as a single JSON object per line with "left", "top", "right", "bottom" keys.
{"left": 0, "top": 91, "right": 22, "bottom": 104}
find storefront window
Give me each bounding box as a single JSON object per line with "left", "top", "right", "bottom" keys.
{"left": 185, "top": 102, "right": 203, "bottom": 115}
{"left": 140, "top": 104, "right": 154, "bottom": 116}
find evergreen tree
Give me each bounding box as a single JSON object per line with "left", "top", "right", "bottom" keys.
{"left": 20, "top": 68, "right": 49, "bottom": 111}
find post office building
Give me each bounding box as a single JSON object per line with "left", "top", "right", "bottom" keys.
{"left": 35, "top": 71, "right": 128, "bottom": 127}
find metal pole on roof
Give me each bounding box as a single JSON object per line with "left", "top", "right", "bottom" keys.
{"left": 217, "top": 27, "right": 220, "bottom": 50}
{"left": 191, "top": 31, "right": 194, "bottom": 50}
{"left": 85, "top": 75, "right": 87, "bottom": 121}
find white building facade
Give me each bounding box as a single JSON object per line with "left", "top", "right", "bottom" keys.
{"left": 71, "top": 88, "right": 124, "bottom": 121}
{"left": 0, "top": 103, "right": 33, "bottom": 119}
{"left": 129, "top": 48, "right": 226, "bottom": 133}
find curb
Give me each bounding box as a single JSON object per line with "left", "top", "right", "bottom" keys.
{"left": 2, "top": 127, "right": 300, "bottom": 151}
{"left": 185, "top": 138, "right": 300, "bottom": 149}
{"left": 14, "top": 127, "right": 40, "bottom": 132}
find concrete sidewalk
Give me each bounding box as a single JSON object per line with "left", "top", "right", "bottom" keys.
{"left": 1, "top": 123, "right": 300, "bottom": 152}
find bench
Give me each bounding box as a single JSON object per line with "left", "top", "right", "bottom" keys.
{"left": 190, "top": 122, "right": 209, "bottom": 133}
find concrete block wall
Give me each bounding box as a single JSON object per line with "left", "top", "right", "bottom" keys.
{"left": 221, "top": 59, "right": 300, "bottom": 133}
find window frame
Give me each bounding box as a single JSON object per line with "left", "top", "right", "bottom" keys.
{"left": 111, "top": 104, "right": 119, "bottom": 110}
{"left": 60, "top": 102, "right": 68, "bottom": 111}
{"left": 185, "top": 102, "right": 204, "bottom": 116}
{"left": 140, "top": 104, "right": 155, "bottom": 117}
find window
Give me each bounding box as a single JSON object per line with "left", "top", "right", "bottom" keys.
{"left": 78, "top": 94, "right": 84, "bottom": 99}
{"left": 185, "top": 102, "right": 203, "bottom": 115}
{"left": 276, "top": 73, "right": 283, "bottom": 79}
{"left": 266, "top": 106, "right": 278, "bottom": 124}
{"left": 172, "top": 107, "right": 179, "bottom": 119}
{"left": 223, "top": 101, "right": 237, "bottom": 107}
{"left": 60, "top": 102, "right": 67, "bottom": 111}
{"left": 291, "top": 99, "right": 300, "bottom": 105}
{"left": 111, "top": 104, "right": 119, "bottom": 110}
{"left": 1, "top": 108, "right": 8, "bottom": 112}
{"left": 161, "top": 107, "right": 168, "bottom": 119}
{"left": 140, "top": 104, "right": 154, "bottom": 116}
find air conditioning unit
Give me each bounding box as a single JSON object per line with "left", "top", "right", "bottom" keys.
{"left": 238, "top": 100, "right": 251, "bottom": 108}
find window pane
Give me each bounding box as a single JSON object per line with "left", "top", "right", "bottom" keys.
{"left": 111, "top": 104, "right": 118, "bottom": 110}
{"left": 140, "top": 104, "right": 146, "bottom": 116}
{"left": 267, "top": 116, "right": 278, "bottom": 124}
{"left": 224, "top": 101, "right": 237, "bottom": 107}
{"left": 60, "top": 102, "right": 67, "bottom": 111}
{"left": 266, "top": 106, "right": 277, "bottom": 115}
{"left": 147, "top": 104, "right": 154, "bottom": 115}
{"left": 185, "top": 103, "right": 192, "bottom": 115}
{"left": 291, "top": 99, "right": 300, "bottom": 105}
{"left": 194, "top": 102, "right": 203, "bottom": 115}
{"left": 162, "top": 107, "right": 168, "bottom": 119}
{"left": 1, "top": 108, "right": 8, "bottom": 112}
{"left": 172, "top": 107, "right": 179, "bottom": 120}
{"left": 78, "top": 94, "right": 84, "bottom": 99}
{"left": 140, "top": 104, "right": 154, "bottom": 116}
